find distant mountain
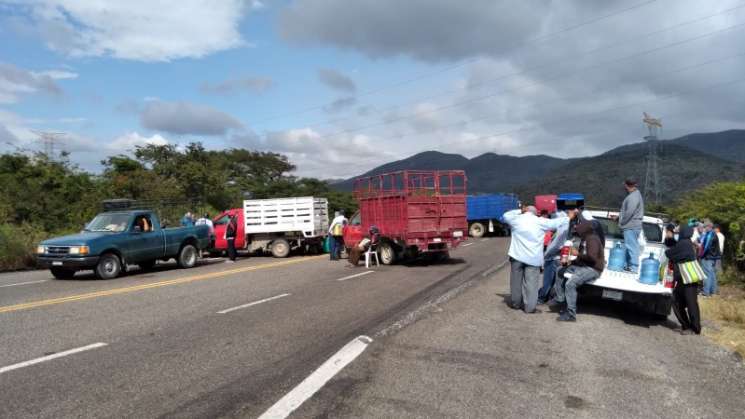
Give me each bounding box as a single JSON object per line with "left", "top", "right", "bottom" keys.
{"left": 515, "top": 144, "right": 744, "bottom": 207}
{"left": 332, "top": 151, "right": 568, "bottom": 192}
{"left": 332, "top": 130, "right": 745, "bottom": 207}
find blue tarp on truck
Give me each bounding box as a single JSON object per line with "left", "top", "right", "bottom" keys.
{"left": 466, "top": 194, "right": 519, "bottom": 237}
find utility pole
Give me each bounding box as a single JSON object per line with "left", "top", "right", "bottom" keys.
{"left": 31, "top": 130, "right": 66, "bottom": 161}
{"left": 642, "top": 112, "right": 662, "bottom": 205}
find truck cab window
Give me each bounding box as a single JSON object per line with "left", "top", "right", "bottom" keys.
{"left": 351, "top": 212, "right": 362, "bottom": 226}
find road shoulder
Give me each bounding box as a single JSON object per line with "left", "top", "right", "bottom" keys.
{"left": 298, "top": 262, "right": 745, "bottom": 419}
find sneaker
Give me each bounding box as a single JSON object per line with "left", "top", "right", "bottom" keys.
{"left": 679, "top": 329, "right": 694, "bottom": 336}
{"left": 225, "top": 260, "right": 235, "bottom": 264}
{"left": 557, "top": 313, "right": 576, "bottom": 322}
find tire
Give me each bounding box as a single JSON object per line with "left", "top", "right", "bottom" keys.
{"left": 433, "top": 251, "right": 450, "bottom": 263}
{"left": 138, "top": 260, "right": 157, "bottom": 271}
{"left": 469, "top": 222, "right": 485, "bottom": 238}
{"left": 50, "top": 267, "right": 76, "bottom": 279}
{"left": 177, "top": 244, "right": 198, "bottom": 268}
{"left": 271, "top": 239, "right": 290, "bottom": 258}
{"left": 95, "top": 253, "right": 122, "bottom": 279}
{"left": 379, "top": 242, "right": 397, "bottom": 265}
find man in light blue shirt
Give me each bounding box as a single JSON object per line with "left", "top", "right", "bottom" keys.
{"left": 503, "top": 206, "right": 570, "bottom": 313}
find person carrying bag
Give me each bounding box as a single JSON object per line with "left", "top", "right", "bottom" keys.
{"left": 665, "top": 225, "right": 702, "bottom": 335}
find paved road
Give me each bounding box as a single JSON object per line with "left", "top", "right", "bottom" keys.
{"left": 0, "top": 238, "right": 505, "bottom": 418}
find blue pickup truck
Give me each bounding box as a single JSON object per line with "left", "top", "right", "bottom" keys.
{"left": 36, "top": 210, "right": 211, "bottom": 279}
{"left": 466, "top": 194, "right": 520, "bottom": 237}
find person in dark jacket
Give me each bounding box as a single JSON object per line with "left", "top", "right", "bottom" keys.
{"left": 225, "top": 214, "right": 238, "bottom": 262}
{"left": 666, "top": 225, "right": 701, "bottom": 335}
{"left": 552, "top": 220, "right": 605, "bottom": 322}
{"left": 700, "top": 221, "right": 721, "bottom": 296}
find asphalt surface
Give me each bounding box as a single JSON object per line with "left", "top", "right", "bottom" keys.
{"left": 296, "top": 246, "right": 745, "bottom": 418}
{"left": 0, "top": 238, "right": 504, "bottom": 419}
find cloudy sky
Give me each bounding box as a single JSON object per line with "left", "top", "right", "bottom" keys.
{"left": 1, "top": 0, "right": 744, "bottom": 178}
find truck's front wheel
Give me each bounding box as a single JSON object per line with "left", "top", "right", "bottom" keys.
{"left": 271, "top": 239, "right": 290, "bottom": 258}
{"left": 95, "top": 253, "right": 121, "bottom": 279}
{"left": 379, "top": 242, "right": 397, "bottom": 265}
{"left": 50, "top": 268, "right": 76, "bottom": 279}
{"left": 178, "top": 244, "right": 198, "bottom": 268}
{"left": 469, "top": 222, "right": 485, "bottom": 238}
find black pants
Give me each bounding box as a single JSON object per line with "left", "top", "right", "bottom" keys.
{"left": 673, "top": 282, "right": 701, "bottom": 334}
{"left": 227, "top": 238, "right": 237, "bottom": 261}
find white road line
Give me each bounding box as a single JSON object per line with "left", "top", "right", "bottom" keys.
{"left": 217, "top": 293, "right": 291, "bottom": 314}
{"left": 0, "top": 279, "right": 49, "bottom": 288}
{"left": 461, "top": 242, "right": 474, "bottom": 247}
{"left": 0, "top": 342, "right": 107, "bottom": 375}
{"left": 480, "top": 238, "right": 489, "bottom": 242}
{"left": 259, "top": 336, "right": 373, "bottom": 419}
{"left": 336, "top": 270, "right": 375, "bottom": 281}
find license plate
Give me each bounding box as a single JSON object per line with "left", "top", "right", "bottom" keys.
{"left": 602, "top": 289, "right": 623, "bottom": 301}
{"left": 52, "top": 261, "right": 63, "bottom": 266}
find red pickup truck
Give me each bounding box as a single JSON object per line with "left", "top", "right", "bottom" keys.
{"left": 343, "top": 170, "right": 468, "bottom": 264}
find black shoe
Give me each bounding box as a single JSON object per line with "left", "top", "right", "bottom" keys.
{"left": 525, "top": 308, "right": 542, "bottom": 314}
{"left": 557, "top": 313, "right": 576, "bottom": 322}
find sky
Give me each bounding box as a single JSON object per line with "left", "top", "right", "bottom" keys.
{"left": 1, "top": 0, "right": 745, "bottom": 179}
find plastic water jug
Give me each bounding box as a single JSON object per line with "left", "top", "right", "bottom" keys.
{"left": 639, "top": 253, "right": 661, "bottom": 285}
{"left": 607, "top": 242, "right": 626, "bottom": 272}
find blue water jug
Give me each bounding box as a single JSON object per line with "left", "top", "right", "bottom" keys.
{"left": 639, "top": 253, "right": 660, "bottom": 285}
{"left": 607, "top": 242, "right": 626, "bottom": 272}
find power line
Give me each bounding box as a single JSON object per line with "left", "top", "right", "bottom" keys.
{"left": 249, "top": 0, "right": 661, "bottom": 125}
{"left": 31, "top": 130, "right": 66, "bottom": 161}
{"left": 442, "top": 76, "right": 745, "bottom": 150}
{"left": 316, "top": 2, "right": 745, "bottom": 133}
{"left": 312, "top": 20, "right": 745, "bottom": 141}
{"left": 353, "top": 51, "right": 745, "bottom": 146}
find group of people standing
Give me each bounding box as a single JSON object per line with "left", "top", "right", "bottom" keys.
{"left": 504, "top": 178, "right": 643, "bottom": 322}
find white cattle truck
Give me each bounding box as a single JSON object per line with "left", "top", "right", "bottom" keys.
{"left": 213, "top": 197, "right": 329, "bottom": 258}
{"left": 580, "top": 210, "right": 673, "bottom": 318}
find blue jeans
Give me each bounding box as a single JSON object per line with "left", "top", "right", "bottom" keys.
{"left": 554, "top": 265, "right": 600, "bottom": 318}
{"left": 702, "top": 258, "right": 718, "bottom": 295}
{"left": 539, "top": 258, "right": 559, "bottom": 301}
{"left": 623, "top": 229, "right": 641, "bottom": 273}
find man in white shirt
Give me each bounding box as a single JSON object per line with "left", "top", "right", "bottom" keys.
{"left": 503, "top": 205, "right": 570, "bottom": 313}
{"left": 328, "top": 211, "right": 348, "bottom": 260}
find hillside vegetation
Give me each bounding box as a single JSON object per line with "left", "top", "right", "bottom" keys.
{"left": 0, "top": 144, "right": 356, "bottom": 271}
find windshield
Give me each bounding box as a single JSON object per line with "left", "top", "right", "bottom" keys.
{"left": 594, "top": 217, "right": 663, "bottom": 243}
{"left": 86, "top": 213, "right": 131, "bottom": 232}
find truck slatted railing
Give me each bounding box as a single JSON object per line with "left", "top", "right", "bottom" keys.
{"left": 353, "top": 170, "right": 467, "bottom": 199}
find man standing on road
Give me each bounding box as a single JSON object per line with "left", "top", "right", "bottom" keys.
{"left": 538, "top": 210, "right": 570, "bottom": 305}
{"left": 552, "top": 220, "right": 605, "bottom": 322}
{"left": 615, "top": 178, "right": 644, "bottom": 273}
{"left": 503, "top": 205, "right": 569, "bottom": 313}
{"left": 225, "top": 214, "right": 238, "bottom": 263}
{"left": 328, "top": 211, "right": 348, "bottom": 261}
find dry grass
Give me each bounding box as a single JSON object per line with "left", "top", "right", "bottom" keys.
{"left": 699, "top": 286, "right": 745, "bottom": 358}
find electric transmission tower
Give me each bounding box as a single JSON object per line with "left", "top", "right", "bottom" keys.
{"left": 642, "top": 112, "right": 662, "bottom": 205}
{"left": 31, "top": 130, "right": 66, "bottom": 161}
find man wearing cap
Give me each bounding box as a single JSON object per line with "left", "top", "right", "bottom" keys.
{"left": 616, "top": 178, "right": 645, "bottom": 273}
{"left": 503, "top": 205, "right": 570, "bottom": 313}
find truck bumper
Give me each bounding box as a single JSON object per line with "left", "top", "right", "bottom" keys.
{"left": 36, "top": 256, "right": 99, "bottom": 269}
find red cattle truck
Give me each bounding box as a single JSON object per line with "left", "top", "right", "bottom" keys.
{"left": 343, "top": 170, "right": 468, "bottom": 264}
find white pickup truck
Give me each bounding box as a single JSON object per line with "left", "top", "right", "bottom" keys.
{"left": 580, "top": 210, "right": 672, "bottom": 318}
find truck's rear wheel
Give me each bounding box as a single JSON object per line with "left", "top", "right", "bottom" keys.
{"left": 271, "top": 239, "right": 290, "bottom": 258}
{"left": 469, "top": 222, "right": 485, "bottom": 238}
{"left": 50, "top": 268, "right": 76, "bottom": 279}
{"left": 96, "top": 253, "right": 121, "bottom": 279}
{"left": 379, "top": 242, "right": 397, "bottom": 265}
{"left": 177, "top": 244, "right": 198, "bottom": 268}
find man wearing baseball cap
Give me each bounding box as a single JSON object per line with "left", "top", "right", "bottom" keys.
{"left": 616, "top": 177, "right": 645, "bottom": 273}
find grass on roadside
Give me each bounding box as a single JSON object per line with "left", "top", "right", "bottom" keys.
{"left": 699, "top": 284, "right": 745, "bottom": 359}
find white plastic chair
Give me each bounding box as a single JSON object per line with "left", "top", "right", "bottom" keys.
{"left": 365, "top": 245, "right": 379, "bottom": 268}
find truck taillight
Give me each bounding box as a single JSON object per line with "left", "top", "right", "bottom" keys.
{"left": 663, "top": 262, "right": 675, "bottom": 288}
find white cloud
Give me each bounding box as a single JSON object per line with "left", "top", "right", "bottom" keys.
{"left": 3, "top": 0, "right": 251, "bottom": 62}
{"left": 140, "top": 100, "right": 243, "bottom": 136}
{"left": 0, "top": 62, "right": 63, "bottom": 104}
{"left": 109, "top": 132, "right": 169, "bottom": 151}
{"left": 31, "top": 69, "right": 78, "bottom": 80}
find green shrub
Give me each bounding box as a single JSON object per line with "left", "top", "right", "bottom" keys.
{"left": 0, "top": 223, "right": 51, "bottom": 271}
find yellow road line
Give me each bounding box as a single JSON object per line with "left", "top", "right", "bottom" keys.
{"left": 0, "top": 256, "right": 326, "bottom": 314}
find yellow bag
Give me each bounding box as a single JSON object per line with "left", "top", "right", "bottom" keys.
{"left": 332, "top": 223, "right": 344, "bottom": 236}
